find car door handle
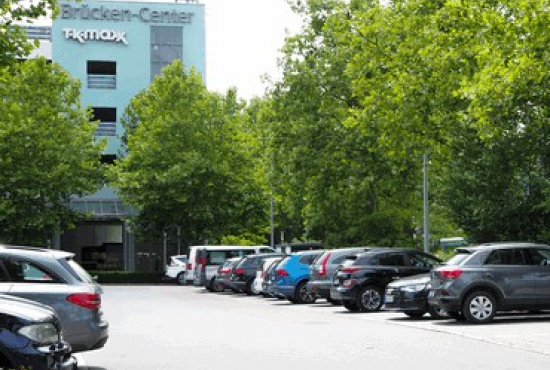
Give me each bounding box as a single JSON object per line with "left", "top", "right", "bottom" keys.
{"left": 485, "top": 272, "right": 495, "bottom": 279}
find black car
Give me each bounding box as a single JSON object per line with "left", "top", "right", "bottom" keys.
{"left": 0, "top": 295, "right": 77, "bottom": 370}
{"left": 384, "top": 274, "right": 447, "bottom": 319}
{"left": 227, "top": 253, "right": 284, "bottom": 295}
{"left": 428, "top": 242, "right": 550, "bottom": 324}
{"left": 212, "top": 257, "right": 243, "bottom": 292}
{"left": 335, "top": 248, "right": 442, "bottom": 312}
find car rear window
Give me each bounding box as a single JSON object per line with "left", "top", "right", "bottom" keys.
{"left": 444, "top": 253, "right": 472, "bottom": 266}
{"left": 66, "top": 259, "right": 95, "bottom": 284}
{"left": 276, "top": 256, "right": 292, "bottom": 269}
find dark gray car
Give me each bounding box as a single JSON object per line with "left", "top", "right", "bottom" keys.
{"left": 308, "top": 247, "right": 372, "bottom": 303}
{"left": 0, "top": 244, "right": 108, "bottom": 352}
{"left": 428, "top": 242, "right": 550, "bottom": 324}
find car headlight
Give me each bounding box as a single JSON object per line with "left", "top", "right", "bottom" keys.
{"left": 402, "top": 283, "right": 428, "bottom": 293}
{"left": 18, "top": 323, "right": 59, "bottom": 344}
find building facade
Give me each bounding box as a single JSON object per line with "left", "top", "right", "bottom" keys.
{"left": 42, "top": 0, "right": 206, "bottom": 271}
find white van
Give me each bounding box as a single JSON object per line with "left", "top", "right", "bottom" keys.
{"left": 186, "top": 245, "right": 275, "bottom": 288}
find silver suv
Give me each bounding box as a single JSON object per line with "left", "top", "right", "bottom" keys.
{"left": 428, "top": 242, "right": 550, "bottom": 324}
{"left": 0, "top": 244, "right": 109, "bottom": 352}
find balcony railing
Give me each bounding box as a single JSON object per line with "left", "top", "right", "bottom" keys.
{"left": 87, "top": 75, "right": 116, "bottom": 90}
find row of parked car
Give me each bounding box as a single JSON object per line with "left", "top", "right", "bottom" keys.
{"left": 0, "top": 244, "right": 109, "bottom": 370}
{"left": 179, "top": 242, "right": 550, "bottom": 324}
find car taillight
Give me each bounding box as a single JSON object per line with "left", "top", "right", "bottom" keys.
{"left": 276, "top": 269, "right": 289, "bottom": 277}
{"left": 66, "top": 293, "right": 101, "bottom": 310}
{"left": 342, "top": 279, "right": 357, "bottom": 288}
{"left": 234, "top": 268, "right": 245, "bottom": 275}
{"left": 439, "top": 268, "right": 463, "bottom": 279}
{"left": 318, "top": 252, "right": 332, "bottom": 277}
{"left": 341, "top": 267, "right": 359, "bottom": 273}
{"left": 187, "top": 263, "right": 192, "bottom": 270}
{"left": 261, "top": 271, "right": 266, "bottom": 278}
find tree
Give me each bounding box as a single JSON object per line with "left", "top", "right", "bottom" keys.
{"left": 0, "top": 58, "right": 106, "bottom": 245}
{"left": 1, "top": 0, "right": 58, "bottom": 66}
{"left": 114, "top": 61, "right": 268, "bottom": 245}
{"left": 258, "top": 0, "right": 421, "bottom": 247}
{"left": 341, "top": 0, "right": 550, "bottom": 243}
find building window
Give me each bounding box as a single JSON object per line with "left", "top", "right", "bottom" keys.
{"left": 92, "top": 107, "right": 117, "bottom": 137}
{"left": 150, "top": 26, "right": 183, "bottom": 81}
{"left": 87, "top": 61, "right": 116, "bottom": 90}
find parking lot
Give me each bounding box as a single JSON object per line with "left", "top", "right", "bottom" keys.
{"left": 76, "top": 285, "right": 550, "bottom": 370}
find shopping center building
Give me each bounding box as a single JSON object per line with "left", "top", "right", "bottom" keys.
{"left": 25, "top": 0, "right": 205, "bottom": 271}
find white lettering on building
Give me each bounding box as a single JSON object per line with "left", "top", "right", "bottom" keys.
{"left": 63, "top": 29, "right": 128, "bottom": 44}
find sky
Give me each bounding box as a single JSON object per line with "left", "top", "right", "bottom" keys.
{"left": 27, "top": 0, "right": 305, "bottom": 100}
{"left": 201, "top": 0, "right": 304, "bottom": 100}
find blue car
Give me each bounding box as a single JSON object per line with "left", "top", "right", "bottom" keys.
{"left": 268, "top": 250, "right": 324, "bottom": 304}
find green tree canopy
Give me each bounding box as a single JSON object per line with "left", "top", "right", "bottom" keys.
{"left": 0, "top": 58, "right": 106, "bottom": 245}
{"left": 114, "top": 61, "right": 269, "bottom": 245}
{"left": 1, "top": 0, "right": 58, "bottom": 66}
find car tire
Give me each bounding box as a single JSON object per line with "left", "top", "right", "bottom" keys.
{"left": 356, "top": 285, "right": 384, "bottom": 312}
{"left": 463, "top": 290, "right": 497, "bottom": 324}
{"left": 176, "top": 272, "right": 186, "bottom": 285}
{"left": 294, "top": 281, "right": 317, "bottom": 304}
{"left": 245, "top": 279, "right": 256, "bottom": 295}
{"left": 343, "top": 300, "right": 359, "bottom": 312}
{"left": 404, "top": 311, "right": 425, "bottom": 319}
{"left": 428, "top": 305, "right": 448, "bottom": 319}
{"left": 209, "top": 277, "right": 224, "bottom": 292}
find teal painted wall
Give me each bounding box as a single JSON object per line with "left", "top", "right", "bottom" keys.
{"left": 52, "top": 0, "right": 206, "bottom": 155}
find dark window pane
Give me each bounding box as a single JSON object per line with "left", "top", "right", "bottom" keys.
{"left": 91, "top": 107, "right": 117, "bottom": 122}
{"left": 87, "top": 61, "right": 116, "bottom": 75}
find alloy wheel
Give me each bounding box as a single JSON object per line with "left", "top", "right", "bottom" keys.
{"left": 359, "top": 287, "right": 382, "bottom": 311}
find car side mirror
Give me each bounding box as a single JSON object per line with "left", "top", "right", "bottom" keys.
{"left": 92, "top": 275, "right": 99, "bottom": 282}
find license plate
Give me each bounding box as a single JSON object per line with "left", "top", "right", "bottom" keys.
{"left": 385, "top": 295, "right": 395, "bottom": 303}
{"left": 428, "top": 290, "right": 436, "bottom": 298}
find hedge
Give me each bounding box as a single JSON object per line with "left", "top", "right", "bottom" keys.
{"left": 88, "top": 271, "right": 165, "bottom": 284}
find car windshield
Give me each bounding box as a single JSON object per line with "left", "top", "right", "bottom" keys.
{"left": 175, "top": 257, "right": 187, "bottom": 263}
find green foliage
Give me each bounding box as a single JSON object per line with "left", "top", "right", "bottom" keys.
{"left": 0, "top": 0, "right": 59, "bottom": 66}
{"left": 0, "top": 58, "right": 106, "bottom": 245}
{"left": 220, "top": 234, "right": 268, "bottom": 246}
{"left": 258, "top": 0, "right": 549, "bottom": 246}
{"left": 113, "top": 61, "right": 269, "bottom": 245}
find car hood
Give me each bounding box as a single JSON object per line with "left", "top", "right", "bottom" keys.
{"left": 387, "top": 273, "right": 430, "bottom": 288}
{"left": 0, "top": 295, "right": 56, "bottom": 324}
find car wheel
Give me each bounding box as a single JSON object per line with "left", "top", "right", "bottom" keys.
{"left": 294, "top": 281, "right": 317, "bottom": 304}
{"left": 428, "top": 305, "right": 448, "bottom": 319}
{"left": 356, "top": 285, "right": 384, "bottom": 312}
{"left": 463, "top": 290, "right": 497, "bottom": 324}
{"left": 209, "top": 278, "right": 224, "bottom": 292}
{"left": 343, "top": 300, "right": 359, "bottom": 312}
{"left": 176, "top": 272, "right": 186, "bottom": 285}
{"left": 245, "top": 279, "right": 257, "bottom": 295}
{"left": 404, "top": 311, "right": 425, "bottom": 319}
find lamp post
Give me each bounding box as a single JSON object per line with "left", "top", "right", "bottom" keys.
{"left": 270, "top": 187, "right": 275, "bottom": 248}
{"left": 423, "top": 153, "right": 430, "bottom": 253}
